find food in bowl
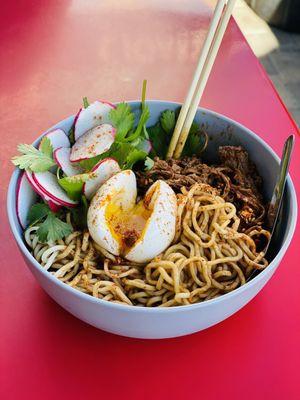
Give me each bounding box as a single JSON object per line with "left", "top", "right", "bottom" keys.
{"left": 12, "top": 84, "right": 272, "bottom": 308}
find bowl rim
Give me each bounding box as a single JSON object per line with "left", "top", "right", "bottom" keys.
{"left": 7, "top": 100, "right": 298, "bottom": 313}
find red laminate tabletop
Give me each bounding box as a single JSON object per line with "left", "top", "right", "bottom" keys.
{"left": 1, "top": 1, "right": 299, "bottom": 399}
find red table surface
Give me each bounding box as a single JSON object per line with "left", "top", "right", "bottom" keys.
{"left": 1, "top": 1, "right": 299, "bottom": 399}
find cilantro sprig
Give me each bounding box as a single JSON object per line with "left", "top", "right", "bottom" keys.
{"left": 83, "top": 96, "right": 90, "bottom": 109}
{"left": 12, "top": 137, "right": 56, "bottom": 172}
{"left": 70, "top": 195, "right": 89, "bottom": 230}
{"left": 110, "top": 102, "right": 135, "bottom": 141}
{"left": 28, "top": 203, "right": 73, "bottom": 243}
{"left": 160, "top": 110, "right": 176, "bottom": 134}
{"left": 147, "top": 108, "right": 207, "bottom": 158}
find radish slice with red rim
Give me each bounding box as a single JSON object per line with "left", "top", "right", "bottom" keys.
{"left": 25, "top": 171, "right": 62, "bottom": 212}
{"left": 74, "top": 101, "right": 115, "bottom": 141}
{"left": 39, "top": 128, "right": 70, "bottom": 150}
{"left": 16, "top": 172, "right": 37, "bottom": 228}
{"left": 137, "top": 139, "right": 152, "bottom": 154}
{"left": 83, "top": 158, "right": 121, "bottom": 200}
{"left": 32, "top": 171, "right": 78, "bottom": 207}
{"left": 70, "top": 124, "right": 115, "bottom": 162}
{"left": 54, "top": 147, "right": 83, "bottom": 176}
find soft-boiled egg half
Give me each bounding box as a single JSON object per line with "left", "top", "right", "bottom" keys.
{"left": 87, "top": 170, "right": 177, "bottom": 263}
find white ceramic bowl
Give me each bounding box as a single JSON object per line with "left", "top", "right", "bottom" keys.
{"left": 7, "top": 101, "right": 297, "bottom": 339}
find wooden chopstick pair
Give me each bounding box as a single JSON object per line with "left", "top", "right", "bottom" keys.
{"left": 167, "top": 0, "right": 237, "bottom": 159}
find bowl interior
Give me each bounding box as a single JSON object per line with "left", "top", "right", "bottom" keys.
{"left": 9, "top": 100, "right": 295, "bottom": 267}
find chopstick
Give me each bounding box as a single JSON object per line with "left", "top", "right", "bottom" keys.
{"left": 167, "top": 0, "right": 237, "bottom": 159}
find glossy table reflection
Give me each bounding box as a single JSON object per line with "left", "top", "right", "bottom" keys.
{"left": 0, "top": 1, "right": 299, "bottom": 399}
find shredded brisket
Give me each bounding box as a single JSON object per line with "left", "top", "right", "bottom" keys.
{"left": 136, "top": 146, "right": 267, "bottom": 231}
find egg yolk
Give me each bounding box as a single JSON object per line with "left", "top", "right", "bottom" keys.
{"left": 105, "top": 199, "right": 152, "bottom": 251}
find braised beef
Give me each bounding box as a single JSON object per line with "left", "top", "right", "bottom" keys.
{"left": 136, "top": 146, "right": 267, "bottom": 231}
{"left": 218, "top": 146, "right": 262, "bottom": 197}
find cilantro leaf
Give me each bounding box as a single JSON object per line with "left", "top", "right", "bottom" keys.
{"left": 27, "top": 203, "right": 50, "bottom": 225}
{"left": 58, "top": 173, "right": 90, "bottom": 201}
{"left": 27, "top": 202, "right": 73, "bottom": 242}
{"left": 160, "top": 110, "right": 176, "bottom": 134}
{"left": 182, "top": 123, "right": 208, "bottom": 157}
{"left": 123, "top": 148, "right": 147, "bottom": 169}
{"left": 148, "top": 108, "right": 208, "bottom": 158}
{"left": 109, "top": 103, "right": 135, "bottom": 141}
{"left": 39, "top": 137, "right": 53, "bottom": 158}
{"left": 79, "top": 156, "right": 102, "bottom": 172}
{"left": 147, "top": 109, "right": 176, "bottom": 158}
{"left": 144, "top": 156, "right": 154, "bottom": 171}
{"left": 104, "top": 142, "right": 129, "bottom": 166}
{"left": 37, "top": 213, "right": 73, "bottom": 243}
{"left": 12, "top": 139, "right": 56, "bottom": 172}
{"left": 125, "top": 105, "right": 150, "bottom": 142}
{"left": 70, "top": 195, "right": 89, "bottom": 230}
{"left": 83, "top": 97, "right": 90, "bottom": 108}
{"left": 147, "top": 122, "right": 169, "bottom": 158}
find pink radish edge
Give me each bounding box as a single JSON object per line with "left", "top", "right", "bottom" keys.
{"left": 73, "top": 108, "right": 82, "bottom": 127}
{"left": 32, "top": 173, "right": 77, "bottom": 208}
{"left": 73, "top": 101, "right": 115, "bottom": 137}
{"left": 149, "top": 140, "right": 153, "bottom": 152}
{"left": 53, "top": 148, "right": 63, "bottom": 169}
{"left": 145, "top": 139, "right": 152, "bottom": 153}
{"left": 99, "top": 99, "right": 116, "bottom": 109}
{"left": 82, "top": 157, "right": 119, "bottom": 193}
{"left": 25, "top": 171, "right": 62, "bottom": 212}
{"left": 45, "top": 127, "right": 67, "bottom": 135}
{"left": 111, "top": 126, "right": 117, "bottom": 138}
{"left": 16, "top": 173, "right": 24, "bottom": 228}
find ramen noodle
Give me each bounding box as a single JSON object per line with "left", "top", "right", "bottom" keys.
{"left": 25, "top": 183, "right": 270, "bottom": 307}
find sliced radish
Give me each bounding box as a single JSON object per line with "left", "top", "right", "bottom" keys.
{"left": 83, "top": 158, "right": 121, "bottom": 200}
{"left": 73, "top": 107, "right": 82, "bottom": 129}
{"left": 46, "top": 200, "right": 62, "bottom": 212}
{"left": 137, "top": 139, "right": 152, "bottom": 154}
{"left": 99, "top": 99, "right": 116, "bottom": 109}
{"left": 54, "top": 147, "right": 83, "bottom": 176}
{"left": 25, "top": 171, "right": 62, "bottom": 212}
{"left": 74, "top": 100, "right": 115, "bottom": 141}
{"left": 32, "top": 171, "right": 78, "bottom": 207}
{"left": 16, "top": 172, "right": 37, "bottom": 228}
{"left": 39, "top": 128, "right": 70, "bottom": 151}
{"left": 70, "top": 124, "right": 115, "bottom": 162}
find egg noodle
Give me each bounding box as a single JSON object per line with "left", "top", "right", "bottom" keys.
{"left": 24, "top": 184, "right": 270, "bottom": 307}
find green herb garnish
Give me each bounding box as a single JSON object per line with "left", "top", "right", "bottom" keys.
{"left": 181, "top": 122, "right": 208, "bottom": 157}
{"left": 147, "top": 109, "right": 176, "bottom": 158}
{"left": 28, "top": 203, "right": 73, "bottom": 243}
{"left": 160, "top": 110, "right": 176, "bottom": 134}
{"left": 110, "top": 102, "right": 135, "bottom": 141}
{"left": 70, "top": 195, "right": 89, "bottom": 230}
{"left": 12, "top": 137, "right": 56, "bottom": 172}
{"left": 147, "top": 108, "right": 206, "bottom": 158}
{"left": 144, "top": 156, "right": 154, "bottom": 171}
{"left": 83, "top": 96, "right": 90, "bottom": 109}
{"left": 58, "top": 173, "right": 91, "bottom": 201}
{"left": 28, "top": 203, "right": 50, "bottom": 225}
